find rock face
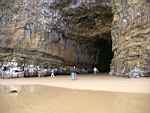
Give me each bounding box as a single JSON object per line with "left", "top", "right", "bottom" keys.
{"left": 111, "top": 0, "right": 150, "bottom": 75}
{"left": 0, "top": 0, "right": 112, "bottom": 67}
{"left": 2, "top": 0, "right": 149, "bottom": 76}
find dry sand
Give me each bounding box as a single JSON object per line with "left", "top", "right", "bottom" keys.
{"left": 0, "top": 74, "right": 150, "bottom": 113}
{"left": 0, "top": 75, "right": 150, "bottom": 93}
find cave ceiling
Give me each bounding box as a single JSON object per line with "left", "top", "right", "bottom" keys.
{"left": 0, "top": 0, "right": 113, "bottom": 41}
{"left": 55, "top": 0, "right": 113, "bottom": 41}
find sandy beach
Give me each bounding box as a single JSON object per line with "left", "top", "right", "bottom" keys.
{"left": 0, "top": 74, "right": 150, "bottom": 113}
{"left": 0, "top": 74, "right": 150, "bottom": 93}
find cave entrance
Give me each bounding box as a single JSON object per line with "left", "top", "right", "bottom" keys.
{"left": 95, "top": 35, "right": 113, "bottom": 73}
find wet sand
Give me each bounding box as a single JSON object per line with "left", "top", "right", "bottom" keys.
{"left": 0, "top": 75, "right": 150, "bottom": 113}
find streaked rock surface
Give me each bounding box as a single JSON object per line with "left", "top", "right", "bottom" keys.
{"left": 111, "top": 0, "right": 150, "bottom": 76}
{"left": 1, "top": 0, "right": 150, "bottom": 76}
{"left": 0, "top": 0, "right": 112, "bottom": 67}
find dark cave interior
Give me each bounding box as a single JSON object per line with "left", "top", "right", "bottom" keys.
{"left": 95, "top": 36, "right": 113, "bottom": 73}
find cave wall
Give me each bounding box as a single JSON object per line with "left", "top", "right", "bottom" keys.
{"left": 0, "top": 0, "right": 97, "bottom": 66}
{"left": 111, "top": 0, "right": 150, "bottom": 75}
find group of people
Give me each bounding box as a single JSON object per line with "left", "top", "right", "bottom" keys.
{"left": 69, "top": 66, "right": 99, "bottom": 80}
{"left": 39, "top": 65, "right": 99, "bottom": 80}
{"left": 0, "top": 59, "right": 99, "bottom": 79}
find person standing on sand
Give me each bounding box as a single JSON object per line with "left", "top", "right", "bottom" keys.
{"left": 51, "top": 69, "right": 55, "bottom": 78}
{"left": 93, "top": 67, "right": 98, "bottom": 75}
{"left": 70, "top": 66, "right": 77, "bottom": 80}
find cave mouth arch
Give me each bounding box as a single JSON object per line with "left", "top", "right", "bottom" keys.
{"left": 95, "top": 34, "right": 113, "bottom": 73}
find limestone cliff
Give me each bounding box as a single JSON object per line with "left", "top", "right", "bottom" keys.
{"left": 0, "top": 0, "right": 112, "bottom": 67}
{"left": 111, "top": 0, "right": 150, "bottom": 75}
{"left": 1, "top": 0, "right": 150, "bottom": 76}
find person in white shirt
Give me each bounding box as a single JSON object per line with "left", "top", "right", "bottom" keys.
{"left": 93, "top": 67, "right": 98, "bottom": 74}
{"left": 51, "top": 69, "right": 55, "bottom": 78}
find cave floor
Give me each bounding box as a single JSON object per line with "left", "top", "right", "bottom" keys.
{"left": 0, "top": 74, "right": 150, "bottom": 93}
